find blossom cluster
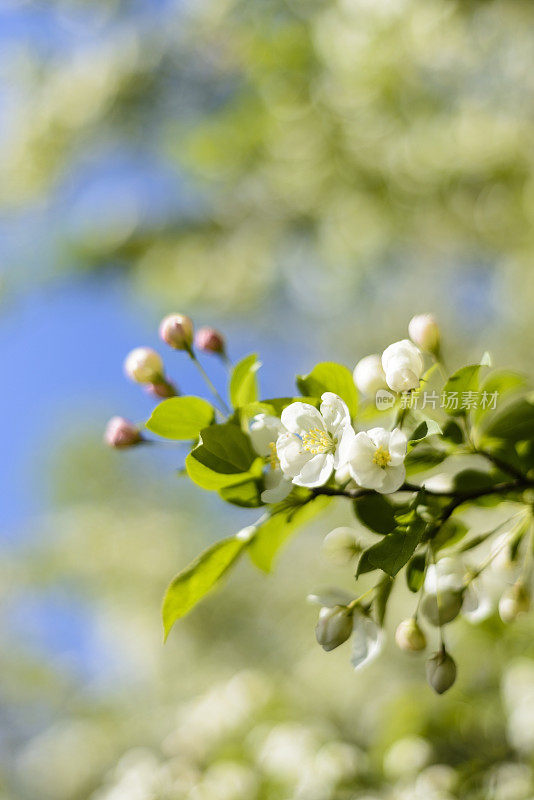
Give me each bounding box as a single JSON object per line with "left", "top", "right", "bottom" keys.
{"left": 107, "top": 310, "right": 534, "bottom": 695}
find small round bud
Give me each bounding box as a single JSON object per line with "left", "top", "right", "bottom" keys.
{"left": 322, "top": 527, "right": 360, "bottom": 565}
{"left": 315, "top": 605, "right": 353, "bottom": 652}
{"left": 124, "top": 347, "right": 164, "bottom": 384}
{"left": 421, "top": 589, "right": 463, "bottom": 627}
{"left": 353, "top": 354, "right": 387, "bottom": 397}
{"left": 104, "top": 416, "right": 142, "bottom": 449}
{"left": 395, "top": 618, "right": 427, "bottom": 652}
{"left": 194, "top": 326, "right": 226, "bottom": 356}
{"left": 499, "top": 581, "right": 531, "bottom": 623}
{"left": 159, "top": 313, "right": 194, "bottom": 350}
{"left": 145, "top": 379, "right": 179, "bottom": 399}
{"left": 408, "top": 314, "right": 440, "bottom": 354}
{"left": 426, "top": 649, "right": 457, "bottom": 694}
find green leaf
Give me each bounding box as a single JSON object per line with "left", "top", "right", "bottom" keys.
{"left": 405, "top": 445, "right": 447, "bottom": 475}
{"left": 406, "top": 553, "right": 426, "bottom": 592}
{"left": 357, "top": 516, "right": 427, "bottom": 578}
{"left": 374, "top": 574, "right": 394, "bottom": 626}
{"left": 230, "top": 353, "right": 261, "bottom": 409}
{"left": 480, "top": 395, "right": 534, "bottom": 443}
{"left": 186, "top": 423, "right": 258, "bottom": 490}
{"left": 296, "top": 362, "right": 358, "bottom": 417}
{"left": 442, "top": 363, "right": 487, "bottom": 416}
{"left": 162, "top": 535, "right": 248, "bottom": 639}
{"left": 219, "top": 477, "right": 263, "bottom": 507}
{"left": 408, "top": 418, "right": 442, "bottom": 450}
{"left": 452, "top": 469, "right": 501, "bottom": 493}
{"left": 248, "top": 496, "right": 331, "bottom": 572}
{"left": 146, "top": 396, "right": 215, "bottom": 440}
{"left": 473, "top": 370, "right": 528, "bottom": 426}
{"left": 431, "top": 519, "right": 468, "bottom": 551}
{"left": 353, "top": 494, "right": 398, "bottom": 535}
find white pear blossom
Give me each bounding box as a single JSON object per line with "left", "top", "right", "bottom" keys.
{"left": 345, "top": 427, "right": 407, "bottom": 494}
{"left": 249, "top": 414, "right": 292, "bottom": 503}
{"left": 353, "top": 354, "right": 387, "bottom": 397}
{"left": 408, "top": 313, "right": 440, "bottom": 353}
{"left": 382, "top": 339, "right": 424, "bottom": 393}
{"left": 276, "top": 393, "right": 355, "bottom": 489}
{"left": 351, "top": 612, "right": 383, "bottom": 671}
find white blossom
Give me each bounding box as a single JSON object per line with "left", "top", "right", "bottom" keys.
{"left": 382, "top": 339, "right": 424, "bottom": 393}
{"left": 345, "top": 427, "right": 407, "bottom": 494}
{"left": 351, "top": 612, "right": 383, "bottom": 670}
{"left": 249, "top": 414, "right": 292, "bottom": 503}
{"left": 353, "top": 354, "right": 387, "bottom": 397}
{"left": 408, "top": 313, "right": 440, "bottom": 353}
{"left": 276, "top": 393, "right": 355, "bottom": 488}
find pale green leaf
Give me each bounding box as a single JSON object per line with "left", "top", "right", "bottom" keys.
{"left": 146, "top": 396, "right": 215, "bottom": 440}
{"left": 162, "top": 535, "right": 247, "bottom": 639}
{"left": 296, "top": 362, "right": 358, "bottom": 417}
{"left": 230, "top": 353, "right": 261, "bottom": 409}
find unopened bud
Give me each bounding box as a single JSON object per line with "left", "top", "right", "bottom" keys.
{"left": 194, "top": 326, "right": 226, "bottom": 356}
{"left": 395, "top": 618, "right": 426, "bottom": 652}
{"left": 145, "top": 379, "right": 179, "bottom": 399}
{"left": 408, "top": 314, "right": 440, "bottom": 354}
{"left": 315, "top": 605, "right": 353, "bottom": 652}
{"left": 322, "top": 527, "right": 360, "bottom": 565}
{"left": 159, "top": 313, "right": 194, "bottom": 350}
{"left": 499, "top": 581, "right": 531, "bottom": 623}
{"left": 421, "top": 589, "right": 463, "bottom": 627}
{"left": 104, "top": 416, "right": 142, "bottom": 449}
{"left": 426, "top": 648, "right": 457, "bottom": 694}
{"left": 353, "top": 354, "right": 387, "bottom": 397}
{"left": 124, "top": 347, "right": 164, "bottom": 384}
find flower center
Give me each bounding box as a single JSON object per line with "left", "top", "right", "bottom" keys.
{"left": 301, "top": 428, "right": 335, "bottom": 455}
{"left": 269, "top": 441, "right": 279, "bottom": 470}
{"left": 373, "top": 445, "right": 391, "bottom": 468}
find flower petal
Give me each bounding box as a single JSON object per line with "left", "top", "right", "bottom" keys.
{"left": 249, "top": 414, "right": 284, "bottom": 457}
{"left": 334, "top": 425, "right": 356, "bottom": 470}
{"left": 261, "top": 469, "right": 292, "bottom": 503}
{"left": 351, "top": 613, "right": 384, "bottom": 671}
{"left": 276, "top": 432, "right": 310, "bottom": 478}
{"left": 308, "top": 588, "right": 355, "bottom": 607}
{"left": 281, "top": 402, "right": 325, "bottom": 435}
{"left": 320, "top": 392, "right": 351, "bottom": 434}
{"left": 377, "top": 464, "right": 406, "bottom": 494}
{"left": 388, "top": 427, "right": 407, "bottom": 465}
{"left": 294, "top": 453, "right": 334, "bottom": 488}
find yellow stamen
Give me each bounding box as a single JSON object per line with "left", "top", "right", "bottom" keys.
{"left": 269, "top": 441, "right": 279, "bottom": 470}
{"left": 301, "top": 428, "right": 334, "bottom": 455}
{"left": 373, "top": 445, "right": 391, "bottom": 468}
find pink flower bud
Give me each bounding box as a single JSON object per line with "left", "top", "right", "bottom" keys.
{"left": 104, "top": 416, "right": 142, "bottom": 448}
{"left": 124, "top": 347, "right": 164, "bottom": 384}
{"left": 159, "top": 313, "right": 194, "bottom": 350}
{"left": 194, "top": 326, "right": 226, "bottom": 356}
{"left": 145, "top": 379, "right": 179, "bottom": 399}
{"left": 408, "top": 314, "right": 440, "bottom": 354}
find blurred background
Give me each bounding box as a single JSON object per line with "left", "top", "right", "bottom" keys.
{"left": 2, "top": 0, "right": 534, "bottom": 798}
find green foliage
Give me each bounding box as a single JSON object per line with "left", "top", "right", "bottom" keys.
{"left": 296, "top": 362, "right": 358, "bottom": 417}
{"left": 230, "top": 353, "right": 261, "bottom": 409}
{"left": 480, "top": 395, "right": 534, "bottom": 443}
{"left": 248, "top": 495, "right": 331, "bottom": 572}
{"left": 357, "top": 507, "right": 427, "bottom": 578}
{"left": 162, "top": 534, "right": 248, "bottom": 639}
{"left": 146, "top": 396, "right": 215, "bottom": 440}
{"left": 186, "top": 423, "right": 259, "bottom": 489}
{"left": 442, "top": 362, "right": 488, "bottom": 416}
{"left": 406, "top": 553, "right": 426, "bottom": 592}
{"left": 354, "top": 494, "right": 398, "bottom": 535}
